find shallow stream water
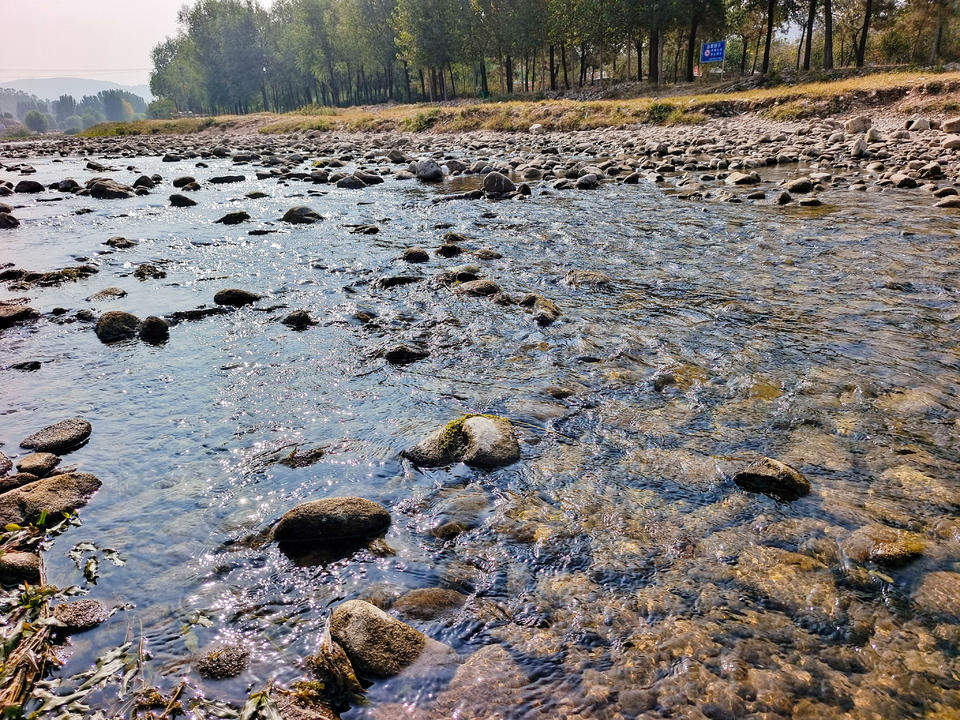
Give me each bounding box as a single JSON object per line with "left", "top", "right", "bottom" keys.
{"left": 2, "top": 146, "right": 960, "bottom": 718}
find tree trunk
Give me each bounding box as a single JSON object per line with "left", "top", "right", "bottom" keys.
{"left": 561, "top": 44, "right": 569, "bottom": 88}
{"left": 803, "top": 0, "right": 817, "bottom": 70}
{"left": 796, "top": 24, "right": 805, "bottom": 69}
{"left": 855, "top": 0, "right": 872, "bottom": 67}
{"left": 823, "top": 0, "right": 834, "bottom": 69}
{"left": 448, "top": 64, "right": 456, "bottom": 97}
{"left": 505, "top": 55, "right": 514, "bottom": 93}
{"left": 648, "top": 29, "right": 660, "bottom": 85}
{"left": 673, "top": 30, "right": 682, "bottom": 83}
{"left": 549, "top": 44, "right": 557, "bottom": 90}
{"left": 685, "top": 12, "right": 701, "bottom": 82}
{"left": 751, "top": 33, "right": 762, "bottom": 74}
{"left": 930, "top": 3, "right": 945, "bottom": 63}
{"left": 579, "top": 45, "right": 587, "bottom": 87}
{"left": 635, "top": 38, "right": 644, "bottom": 81}
{"left": 761, "top": 0, "right": 777, "bottom": 74}
{"left": 479, "top": 58, "right": 489, "bottom": 96}
{"left": 740, "top": 35, "right": 749, "bottom": 74}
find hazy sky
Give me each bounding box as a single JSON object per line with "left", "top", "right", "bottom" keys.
{"left": 0, "top": 1, "right": 192, "bottom": 85}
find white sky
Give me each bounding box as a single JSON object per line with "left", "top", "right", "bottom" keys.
{"left": 1, "top": 0, "right": 200, "bottom": 85}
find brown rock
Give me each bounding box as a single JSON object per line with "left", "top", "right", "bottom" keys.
{"left": 16, "top": 452, "right": 60, "bottom": 478}
{"left": 0, "top": 551, "right": 40, "bottom": 584}
{"left": 20, "top": 417, "right": 91, "bottom": 453}
{"left": 733, "top": 457, "right": 810, "bottom": 500}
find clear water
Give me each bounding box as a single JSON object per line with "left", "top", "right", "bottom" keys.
{"left": 2, "top": 142, "right": 960, "bottom": 719}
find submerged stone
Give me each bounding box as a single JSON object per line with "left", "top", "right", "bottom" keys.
{"left": 732, "top": 457, "right": 810, "bottom": 500}
{"left": 273, "top": 497, "right": 391, "bottom": 546}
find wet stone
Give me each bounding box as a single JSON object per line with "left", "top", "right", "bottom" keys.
{"left": 282, "top": 206, "right": 322, "bottom": 224}
{"left": 732, "top": 457, "right": 810, "bottom": 501}
{"left": 0, "top": 551, "right": 40, "bottom": 584}
{"left": 20, "top": 417, "right": 92, "bottom": 453}
{"left": 15, "top": 452, "right": 60, "bottom": 478}
{"left": 842, "top": 524, "right": 925, "bottom": 566}
{"left": 214, "top": 288, "right": 261, "bottom": 306}
{"left": 195, "top": 643, "right": 250, "bottom": 679}
{"left": 0, "top": 471, "right": 102, "bottom": 525}
{"left": 402, "top": 247, "right": 430, "bottom": 263}
{"left": 272, "top": 497, "right": 391, "bottom": 547}
{"left": 0, "top": 472, "right": 39, "bottom": 493}
{"left": 403, "top": 415, "right": 520, "bottom": 468}
{"left": 139, "top": 316, "right": 170, "bottom": 343}
{"left": 331, "top": 599, "right": 438, "bottom": 677}
{"left": 914, "top": 571, "right": 960, "bottom": 618}
{"left": 392, "top": 588, "right": 468, "bottom": 620}
{"left": 169, "top": 193, "right": 197, "bottom": 207}
{"left": 52, "top": 598, "right": 109, "bottom": 633}
{"left": 95, "top": 311, "right": 139, "bottom": 342}
{"left": 282, "top": 309, "right": 317, "bottom": 330}
{"left": 215, "top": 211, "right": 250, "bottom": 225}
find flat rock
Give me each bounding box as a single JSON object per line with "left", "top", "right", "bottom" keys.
{"left": 20, "top": 417, "right": 92, "bottom": 453}
{"left": 52, "top": 599, "right": 109, "bottom": 633}
{"left": 841, "top": 524, "right": 925, "bottom": 566}
{"left": 273, "top": 497, "right": 391, "bottom": 546}
{"left": 914, "top": 571, "right": 960, "bottom": 617}
{"left": 15, "top": 452, "right": 60, "bottom": 477}
{"left": 195, "top": 643, "right": 250, "bottom": 679}
{"left": 0, "top": 473, "right": 38, "bottom": 493}
{"left": 732, "top": 457, "right": 809, "bottom": 500}
{"left": 0, "top": 302, "right": 38, "bottom": 328}
{"left": 0, "top": 471, "right": 102, "bottom": 525}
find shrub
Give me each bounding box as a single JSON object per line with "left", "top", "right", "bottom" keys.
{"left": 24, "top": 110, "right": 47, "bottom": 132}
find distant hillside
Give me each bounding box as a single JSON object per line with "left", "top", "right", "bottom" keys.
{"left": 0, "top": 78, "right": 152, "bottom": 102}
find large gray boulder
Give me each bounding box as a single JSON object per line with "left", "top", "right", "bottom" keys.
{"left": 482, "top": 171, "right": 516, "bottom": 195}
{"left": 414, "top": 159, "right": 444, "bottom": 182}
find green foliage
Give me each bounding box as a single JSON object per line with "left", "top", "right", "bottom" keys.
{"left": 23, "top": 110, "right": 47, "bottom": 132}
{"left": 62, "top": 114, "right": 84, "bottom": 132}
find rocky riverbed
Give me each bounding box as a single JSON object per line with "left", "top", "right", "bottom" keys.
{"left": 2, "top": 111, "right": 960, "bottom": 718}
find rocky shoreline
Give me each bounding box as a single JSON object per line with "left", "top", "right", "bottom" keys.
{"left": 2, "top": 108, "right": 960, "bottom": 718}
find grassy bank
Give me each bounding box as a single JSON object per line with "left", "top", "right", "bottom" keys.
{"left": 80, "top": 70, "right": 960, "bottom": 138}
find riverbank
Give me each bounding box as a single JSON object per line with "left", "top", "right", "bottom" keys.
{"left": 70, "top": 69, "right": 960, "bottom": 138}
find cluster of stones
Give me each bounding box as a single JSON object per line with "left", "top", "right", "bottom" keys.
{"left": 0, "top": 417, "right": 109, "bottom": 635}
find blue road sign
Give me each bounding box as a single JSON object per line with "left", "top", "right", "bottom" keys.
{"left": 701, "top": 41, "right": 726, "bottom": 63}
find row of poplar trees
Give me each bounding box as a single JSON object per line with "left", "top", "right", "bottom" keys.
{"left": 149, "top": 0, "right": 960, "bottom": 115}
